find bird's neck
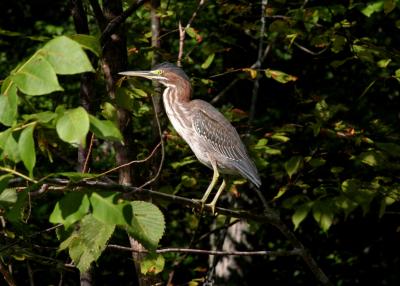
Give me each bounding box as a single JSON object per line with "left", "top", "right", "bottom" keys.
{"left": 166, "top": 81, "right": 191, "bottom": 103}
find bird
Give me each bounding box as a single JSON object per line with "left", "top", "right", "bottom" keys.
{"left": 119, "top": 62, "right": 261, "bottom": 212}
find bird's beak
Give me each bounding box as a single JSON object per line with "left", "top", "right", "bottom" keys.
{"left": 118, "top": 70, "right": 166, "bottom": 81}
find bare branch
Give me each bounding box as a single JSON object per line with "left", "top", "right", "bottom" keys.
{"left": 108, "top": 244, "right": 303, "bottom": 257}
{"left": 293, "top": 41, "right": 329, "bottom": 56}
{"left": 100, "top": 0, "right": 148, "bottom": 45}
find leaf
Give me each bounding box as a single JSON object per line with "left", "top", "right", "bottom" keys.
{"left": 23, "top": 111, "right": 57, "bottom": 123}
{"left": 140, "top": 253, "right": 165, "bottom": 275}
{"left": 201, "top": 53, "right": 215, "bottom": 69}
{"left": 0, "top": 77, "right": 18, "bottom": 126}
{"left": 361, "top": 2, "right": 383, "bottom": 17}
{"left": 89, "top": 115, "right": 123, "bottom": 141}
{"left": 90, "top": 192, "right": 132, "bottom": 226}
{"left": 56, "top": 107, "right": 90, "bottom": 147}
{"left": 0, "top": 188, "right": 17, "bottom": 207}
{"left": 312, "top": 200, "right": 334, "bottom": 232}
{"left": 284, "top": 156, "right": 303, "bottom": 179}
{"left": 68, "top": 34, "right": 101, "bottom": 57}
{"left": 18, "top": 125, "right": 36, "bottom": 177}
{"left": 292, "top": 203, "right": 312, "bottom": 230}
{"left": 126, "top": 201, "right": 165, "bottom": 250}
{"left": 49, "top": 192, "right": 90, "bottom": 229}
{"left": 42, "top": 36, "right": 94, "bottom": 74}
{"left": 59, "top": 214, "right": 115, "bottom": 273}
{"left": 11, "top": 53, "right": 63, "bottom": 96}
{"left": 384, "top": 0, "right": 396, "bottom": 14}
{"left": 243, "top": 68, "right": 257, "bottom": 79}
{"left": 0, "top": 129, "right": 20, "bottom": 162}
{"left": 265, "top": 69, "right": 297, "bottom": 83}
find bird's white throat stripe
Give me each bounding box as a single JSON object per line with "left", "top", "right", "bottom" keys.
{"left": 163, "top": 87, "right": 192, "bottom": 136}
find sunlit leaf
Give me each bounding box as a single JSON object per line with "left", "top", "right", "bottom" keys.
{"left": 68, "top": 34, "right": 101, "bottom": 57}
{"left": 312, "top": 200, "right": 334, "bottom": 232}
{"left": 140, "top": 253, "right": 165, "bottom": 275}
{"left": 56, "top": 107, "right": 90, "bottom": 147}
{"left": 49, "top": 192, "right": 90, "bottom": 229}
{"left": 361, "top": 2, "right": 383, "bottom": 17}
{"left": 11, "top": 53, "right": 63, "bottom": 96}
{"left": 265, "top": 69, "right": 297, "bottom": 83}
{"left": 90, "top": 192, "right": 132, "bottom": 226}
{"left": 0, "top": 78, "right": 18, "bottom": 126}
{"left": 59, "top": 214, "right": 115, "bottom": 273}
{"left": 0, "top": 188, "right": 17, "bottom": 206}
{"left": 284, "top": 156, "right": 303, "bottom": 179}
{"left": 201, "top": 53, "right": 215, "bottom": 69}
{"left": 18, "top": 125, "right": 36, "bottom": 177}
{"left": 89, "top": 115, "right": 123, "bottom": 141}
{"left": 42, "top": 36, "right": 94, "bottom": 74}
{"left": 292, "top": 203, "right": 312, "bottom": 230}
{"left": 126, "top": 201, "right": 165, "bottom": 250}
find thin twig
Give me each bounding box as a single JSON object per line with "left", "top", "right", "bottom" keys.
{"left": 0, "top": 166, "right": 37, "bottom": 183}
{"left": 293, "top": 41, "right": 329, "bottom": 56}
{"left": 83, "top": 133, "right": 95, "bottom": 173}
{"left": 0, "top": 260, "right": 16, "bottom": 286}
{"left": 95, "top": 141, "right": 161, "bottom": 178}
{"left": 107, "top": 244, "right": 303, "bottom": 256}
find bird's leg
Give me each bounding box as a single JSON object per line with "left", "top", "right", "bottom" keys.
{"left": 206, "top": 179, "right": 226, "bottom": 214}
{"left": 199, "top": 157, "right": 219, "bottom": 206}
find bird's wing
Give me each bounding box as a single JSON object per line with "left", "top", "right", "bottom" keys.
{"left": 191, "top": 100, "right": 248, "bottom": 162}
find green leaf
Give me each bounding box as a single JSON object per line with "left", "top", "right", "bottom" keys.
{"left": 68, "top": 34, "right": 101, "bottom": 57}
{"left": 59, "top": 214, "right": 115, "bottom": 273}
{"left": 361, "top": 2, "right": 383, "bottom": 17}
{"left": 0, "top": 188, "right": 17, "bottom": 207}
{"left": 42, "top": 36, "right": 94, "bottom": 74}
{"left": 89, "top": 115, "right": 123, "bottom": 141}
{"left": 11, "top": 53, "right": 63, "bottom": 96}
{"left": 312, "top": 200, "right": 334, "bottom": 232}
{"left": 126, "top": 201, "right": 165, "bottom": 250}
{"left": 56, "top": 107, "right": 90, "bottom": 147}
{"left": 292, "top": 203, "right": 312, "bottom": 230}
{"left": 265, "top": 69, "right": 297, "bottom": 83}
{"left": 0, "top": 129, "right": 20, "bottom": 162}
{"left": 284, "top": 156, "right": 303, "bottom": 179}
{"left": 0, "top": 77, "right": 18, "bottom": 126}
{"left": 201, "top": 53, "right": 215, "bottom": 69}
{"left": 0, "top": 175, "right": 12, "bottom": 192}
{"left": 18, "top": 125, "right": 36, "bottom": 177}
{"left": 140, "top": 253, "right": 165, "bottom": 275}
{"left": 23, "top": 111, "right": 57, "bottom": 123}
{"left": 90, "top": 192, "right": 132, "bottom": 225}
{"left": 49, "top": 192, "right": 90, "bottom": 229}
{"left": 383, "top": 0, "right": 396, "bottom": 14}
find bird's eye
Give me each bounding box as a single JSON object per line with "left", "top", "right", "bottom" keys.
{"left": 154, "top": 70, "right": 163, "bottom": 75}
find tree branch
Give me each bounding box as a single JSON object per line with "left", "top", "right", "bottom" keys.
{"left": 100, "top": 0, "right": 148, "bottom": 45}
{"left": 108, "top": 244, "right": 303, "bottom": 257}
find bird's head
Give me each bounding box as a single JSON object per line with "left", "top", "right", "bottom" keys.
{"left": 119, "top": 62, "right": 190, "bottom": 88}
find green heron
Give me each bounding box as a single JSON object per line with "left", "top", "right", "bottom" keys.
{"left": 119, "top": 62, "right": 261, "bottom": 212}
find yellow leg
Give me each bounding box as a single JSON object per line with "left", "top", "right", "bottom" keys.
{"left": 200, "top": 158, "right": 219, "bottom": 204}
{"left": 206, "top": 179, "right": 226, "bottom": 214}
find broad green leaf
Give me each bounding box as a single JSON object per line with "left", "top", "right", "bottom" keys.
{"left": 42, "top": 36, "right": 94, "bottom": 74}
{"left": 126, "top": 201, "right": 165, "bottom": 250}
{"left": 18, "top": 125, "right": 36, "bottom": 177}
{"left": 68, "top": 34, "right": 101, "bottom": 57}
{"left": 284, "top": 156, "right": 303, "bottom": 179}
{"left": 265, "top": 69, "right": 297, "bottom": 83}
{"left": 361, "top": 2, "right": 383, "bottom": 17}
{"left": 23, "top": 111, "right": 57, "bottom": 123}
{"left": 11, "top": 53, "right": 63, "bottom": 96}
{"left": 90, "top": 192, "right": 132, "bottom": 225}
{"left": 292, "top": 203, "right": 312, "bottom": 230}
{"left": 56, "top": 107, "right": 90, "bottom": 147}
{"left": 0, "top": 129, "right": 20, "bottom": 162}
{"left": 49, "top": 192, "right": 90, "bottom": 229}
{"left": 0, "top": 188, "right": 17, "bottom": 206}
{"left": 140, "top": 253, "right": 165, "bottom": 275}
{"left": 0, "top": 77, "right": 18, "bottom": 126}
{"left": 309, "top": 158, "right": 326, "bottom": 168}
{"left": 376, "top": 142, "right": 400, "bottom": 157}
{"left": 59, "top": 214, "right": 115, "bottom": 273}
{"left": 384, "top": 0, "right": 396, "bottom": 14}
{"left": 341, "top": 179, "right": 376, "bottom": 214}
{"left": 89, "top": 115, "right": 123, "bottom": 141}
{"left": 312, "top": 200, "right": 334, "bottom": 232}
{"left": 201, "top": 53, "right": 215, "bottom": 69}
{"left": 5, "top": 188, "right": 28, "bottom": 223}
